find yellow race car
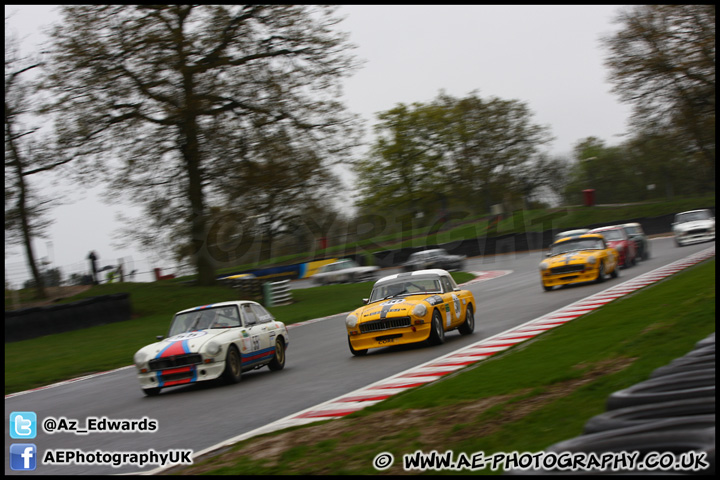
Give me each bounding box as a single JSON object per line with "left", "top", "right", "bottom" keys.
{"left": 540, "top": 233, "right": 619, "bottom": 291}
{"left": 345, "top": 269, "right": 476, "bottom": 356}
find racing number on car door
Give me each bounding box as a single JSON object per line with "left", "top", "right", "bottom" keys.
{"left": 240, "top": 304, "right": 265, "bottom": 354}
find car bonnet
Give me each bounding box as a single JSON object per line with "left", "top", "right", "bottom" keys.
{"left": 141, "top": 329, "right": 227, "bottom": 358}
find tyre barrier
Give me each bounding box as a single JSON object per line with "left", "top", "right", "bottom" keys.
{"left": 263, "top": 280, "right": 293, "bottom": 307}
{"left": 507, "top": 332, "right": 715, "bottom": 475}
{"left": 605, "top": 370, "right": 715, "bottom": 411}
{"left": 583, "top": 398, "right": 715, "bottom": 434}
{"left": 5, "top": 293, "right": 132, "bottom": 342}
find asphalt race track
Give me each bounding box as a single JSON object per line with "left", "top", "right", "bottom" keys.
{"left": 4, "top": 237, "right": 715, "bottom": 475}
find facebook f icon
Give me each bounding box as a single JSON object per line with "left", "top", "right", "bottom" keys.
{"left": 10, "top": 444, "right": 37, "bottom": 471}
{"left": 10, "top": 411, "right": 37, "bottom": 439}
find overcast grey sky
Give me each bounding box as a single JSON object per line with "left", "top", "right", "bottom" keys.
{"left": 5, "top": 5, "right": 631, "bottom": 287}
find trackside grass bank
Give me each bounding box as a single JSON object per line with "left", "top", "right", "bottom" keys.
{"left": 169, "top": 259, "right": 715, "bottom": 475}
{"left": 3, "top": 273, "right": 475, "bottom": 395}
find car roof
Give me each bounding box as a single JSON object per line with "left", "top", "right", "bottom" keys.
{"left": 623, "top": 222, "right": 641, "bottom": 227}
{"left": 677, "top": 209, "right": 711, "bottom": 215}
{"left": 553, "top": 233, "right": 605, "bottom": 244}
{"left": 589, "top": 226, "right": 623, "bottom": 232}
{"left": 375, "top": 268, "right": 449, "bottom": 285}
{"left": 175, "top": 300, "right": 258, "bottom": 315}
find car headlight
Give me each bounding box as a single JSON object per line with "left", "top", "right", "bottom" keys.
{"left": 539, "top": 262, "right": 549, "bottom": 271}
{"left": 587, "top": 256, "right": 597, "bottom": 264}
{"left": 412, "top": 304, "right": 427, "bottom": 317}
{"left": 133, "top": 350, "right": 148, "bottom": 368}
{"left": 345, "top": 314, "right": 358, "bottom": 328}
{"left": 205, "top": 341, "right": 222, "bottom": 356}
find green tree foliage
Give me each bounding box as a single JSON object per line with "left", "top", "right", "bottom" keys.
{"left": 354, "top": 91, "right": 554, "bottom": 221}
{"left": 602, "top": 5, "right": 715, "bottom": 193}
{"left": 41, "top": 5, "right": 361, "bottom": 285}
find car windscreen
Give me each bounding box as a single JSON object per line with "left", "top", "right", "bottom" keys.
{"left": 168, "top": 306, "right": 241, "bottom": 336}
{"left": 598, "top": 229, "right": 623, "bottom": 241}
{"left": 551, "top": 239, "right": 604, "bottom": 256}
{"left": 369, "top": 277, "right": 442, "bottom": 303}
{"left": 676, "top": 211, "right": 711, "bottom": 223}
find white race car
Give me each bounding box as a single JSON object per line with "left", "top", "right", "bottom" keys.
{"left": 672, "top": 209, "right": 715, "bottom": 247}
{"left": 311, "top": 259, "right": 379, "bottom": 285}
{"left": 133, "top": 301, "right": 288, "bottom": 396}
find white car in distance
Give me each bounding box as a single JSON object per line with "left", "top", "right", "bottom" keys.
{"left": 672, "top": 209, "right": 715, "bottom": 247}
{"left": 311, "top": 259, "right": 379, "bottom": 285}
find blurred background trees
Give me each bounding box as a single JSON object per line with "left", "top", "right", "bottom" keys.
{"left": 41, "top": 5, "right": 362, "bottom": 284}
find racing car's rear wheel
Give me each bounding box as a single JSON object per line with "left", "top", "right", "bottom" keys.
{"left": 268, "top": 338, "right": 286, "bottom": 371}
{"left": 348, "top": 336, "right": 368, "bottom": 356}
{"left": 222, "top": 345, "right": 242, "bottom": 384}
{"left": 458, "top": 305, "right": 474, "bottom": 335}
{"left": 427, "top": 310, "right": 445, "bottom": 346}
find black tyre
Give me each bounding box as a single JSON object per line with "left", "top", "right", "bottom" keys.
{"left": 221, "top": 345, "right": 243, "bottom": 384}
{"left": 606, "top": 371, "right": 715, "bottom": 410}
{"left": 583, "top": 398, "right": 715, "bottom": 434}
{"left": 348, "top": 336, "right": 367, "bottom": 356}
{"left": 610, "top": 262, "right": 619, "bottom": 279}
{"left": 595, "top": 263, "right": 606, "bottom": 283}
{"left": 458, "top": 305, "right": 475, "bottom": 335}
{"left": 268, "top": 337, "right": 286, "bottom": 371}
{"left": 542, "top": 283, "right": 553, "bottom": 292}
{"left": 142, "top": 387, "right": 161, "bottom": 397}
{"left": 427, "top": 310, "right": 445, "bottom": 346}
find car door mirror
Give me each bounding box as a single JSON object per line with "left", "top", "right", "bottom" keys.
{"left": 362, "top": 298, "right": 369, "bottom": 304}
{"left": 156, "top": 335, "right": 164, "bottom": 340}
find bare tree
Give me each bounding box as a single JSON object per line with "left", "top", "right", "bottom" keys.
{"left": 42, "top": 5, "right": 362, "bottom": 285}
{"left": 603, "top": 5, "right": 715, "bottom": 190}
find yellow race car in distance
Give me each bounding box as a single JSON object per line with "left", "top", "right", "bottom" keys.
{"left": 345, "top": 269, "right": 476, "bottom": 356}
{"left": 540, "top": 233, "right": 619, "bottom": 291}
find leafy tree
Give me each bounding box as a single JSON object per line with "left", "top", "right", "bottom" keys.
{"left": 602, "top": 5, "right": 715, "bottom": 193}
{"left": 42, "top": 5, "right": 361, "bottom": 285}
{"left": 355, "top": 91, "right": 553, "bottom": 221}
{"left": 354, "top": 102, "right": 448, "bottom": 223}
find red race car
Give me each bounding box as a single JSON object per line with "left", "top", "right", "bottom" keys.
{"left": 589, "top": 226, "right": 637, "bottom": 268}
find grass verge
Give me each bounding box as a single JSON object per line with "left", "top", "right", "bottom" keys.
{"left": 3, "top": 273, "right": 474, "bottom": 395}
{"left": 169, "top": 259, "right": 715, "bottom": 475}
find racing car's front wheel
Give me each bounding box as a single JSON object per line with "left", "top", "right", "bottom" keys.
{"left": 348, "top": 337, "right": 368, "bottom": 356}
{"left": 427, "top": 310, "right": 445, "bottom": 346}
{"left": 142, "top": 387, "right": 161, "bottom": 397}
{"left": 222, "top": 346, "right": 242, "bottom": 384}
{"left": 268, "top": 338, "right": 286, "bottom": 371}
{"left": 595, "top": 264, "right": 607, "bottom": 283}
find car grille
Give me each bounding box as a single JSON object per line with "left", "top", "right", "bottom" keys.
{"left": 159, "top": 370, "right": 195, "bottom": 383}
{"left": 687, "top": 228, "right": 709, "bottom": 235}
{"left": 550, "top": 265, "right": 585, "bottom": 275}
{"left": 360, "top": 317, "right": 412, "bottom": 334}
{"left": 149, "top": 353, "right": 203, "bottom": 371}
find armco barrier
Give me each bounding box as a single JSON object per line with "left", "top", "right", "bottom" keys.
{"left": 4, "top": 293, "right": 132, "bottom": 343}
